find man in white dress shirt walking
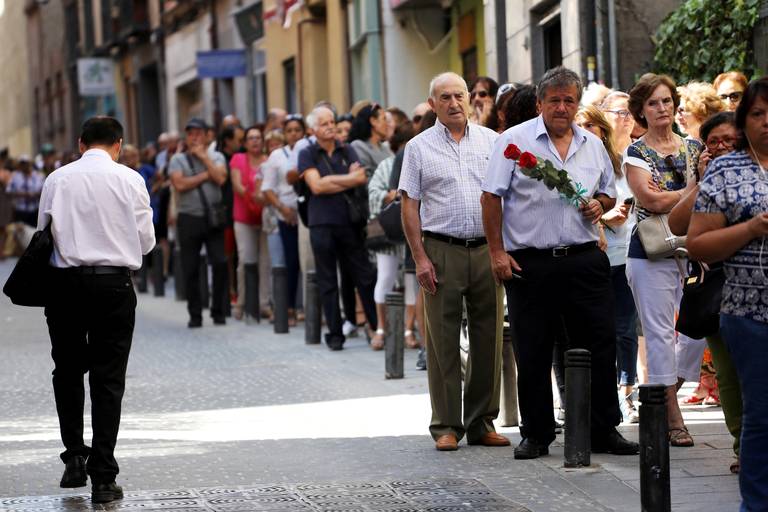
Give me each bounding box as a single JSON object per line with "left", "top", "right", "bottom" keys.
{"left": 38, "top": 117, "right": 155, "bottom": 503}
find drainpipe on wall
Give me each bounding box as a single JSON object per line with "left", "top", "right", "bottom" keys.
{"left": 495, "top": 0, "right": 508, "bottom": 83}
{"left": 377, "top": 0, "right": 388, "bottom": 105}
{"left": 607, "top": 0, "right": 619, "bottom": 88}
{"left": 209, "top": 0, "right": 221, "bottom": 128}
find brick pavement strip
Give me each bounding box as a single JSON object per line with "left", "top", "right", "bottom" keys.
{"left": 0, "top": 261, "right": 740, "bottom": 511}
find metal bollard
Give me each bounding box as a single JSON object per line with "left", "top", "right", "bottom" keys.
{"left": 499, "top": 325, "right": 519, "bottom": 426}
{"left": 639, "top": 384, "right": 671, "bottom": 512}
{"left": 244, "top": 262, "right": 260, "bottom": 325}
{"left": 151, "top": 246, "right": 165, "bottom": 297}
{"left": 304, "top": 271, "right": 321, "bottom": 344}
{"left": 136, "top": 256, "right": 149, "bottom": 293}
{"left": 564, "top": 349, "right": 591, "bottom": 468}
{"left": 272, "top": 266, "right": 289, "bottom": 333}
{"left": 384, "top": 291, "right": 405, "bottom": 379}
{"left": 173, "top": 245, "right": 186, "bottom": 301}
{"left": 199, "top": 257, "right": 209, "bottom": 310}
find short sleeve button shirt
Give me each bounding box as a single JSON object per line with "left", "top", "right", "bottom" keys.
{"left": 482, "top": 116, "right": 616, "bottom": 251}
{"left": 398, "top": 119, "right": 499, "bottom": 239}
{"left": 694, "top": 150, "right": 768, "bottom": 323}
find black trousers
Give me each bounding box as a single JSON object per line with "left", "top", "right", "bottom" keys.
{"left": 504, "top": 245, "right": 622, "bottom": 445}
{"left": 309, "top": 224, "right": 377, "bottom": 343}
{"left": 44, "top": 270, "right": 136, "bottom": 483}
{"left": 177, "top": 213, "right": 228, "bottom": 321}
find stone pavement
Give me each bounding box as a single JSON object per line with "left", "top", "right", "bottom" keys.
{"left": 0, "top": 260, "right": 740, "bottom": 511}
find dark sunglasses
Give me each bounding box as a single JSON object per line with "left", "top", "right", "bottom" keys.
{"left": 413, "top": 115, "right": 423, "bottom": 123}
{"left": 470, "top": 90, "right": 489, "bottom": 100}
{"left": 719, "top": 92, "right": 743, "bottom": 102}
{"left": 664, "top": 155, "right": 686, "bottom": 184}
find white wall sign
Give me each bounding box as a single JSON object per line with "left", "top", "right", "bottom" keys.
{"left": 77, "top": 58, "right": 115, "bottom": 96}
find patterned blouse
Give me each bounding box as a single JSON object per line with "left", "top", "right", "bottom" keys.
{"left": 694, "top": 150, "right": 768, "bottom": 323}
{"left": 622, "top": 136, "right": 702, "bottom": 259}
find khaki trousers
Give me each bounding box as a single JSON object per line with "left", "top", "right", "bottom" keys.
{"left": 423, "top": 237, "right": 503, "bottom": 442}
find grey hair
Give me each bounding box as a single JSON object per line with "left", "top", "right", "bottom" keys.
{"left": 428, "top": 72, "right": 468, "bottom": 99}
{"left": 600, "top": 90, "right": 630, "bottom": 109}
{"left": 306, "top": 106, "right": 334, "bottom": 131}
{"left": 536, "top": 66, "right": 583, "bottom": 101}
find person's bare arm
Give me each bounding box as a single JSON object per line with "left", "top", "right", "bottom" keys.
{"left": 169, "top": 169, "right": 209, "bottom": 193}
{"left": 668, "top": 183, "right": 700, "bottom": 236}
{"left": 304, "top": 163, "right": 367, "bottom": 195}
{"left": 687, "top": 211, "right": 768, "bottom": 263}
{"left": 626, "top": 164, "right": 683, "bottom": 213}
{"left": 401, "top": 192, "right": 437, "bottom": 294}
{"left": 231, "top": 167, "right": 246, "bottom": 197}
{"left": 481, "top": 191, "right": 521, "bottom": 283}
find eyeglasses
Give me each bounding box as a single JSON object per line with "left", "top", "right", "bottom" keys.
{"left": 604, "top": 109, "right": 631, "bottom": 118}
{"left": 719, "top": 92, "right": 743, "bottom": 102}
{"left": 706, "top": 137, "right": 738, "bottom": 151}
{"left": 470, "top": 90, "right": 489, "bottom": 100}
{"left": 246, "top": 135, "right": 262, "bottom": 141}
{"left": 413, "top": 115, "right": 423, "bottom": 123}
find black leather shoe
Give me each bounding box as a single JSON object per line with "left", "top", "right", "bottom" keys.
{"left": 92, "top": 481, "right": 124, "bottom": 503}
{"left": 60, "top": 455, "right": 87, "bottom": 488}
{"left": 592, "top": 430, "right": 639, "bottom": 455}
{"left": 212, "top": 316, "right": 226, "bottom": 325}
{"left": 513, "top": 438, "right": 549, "bottom": 459}
{"left": 188, "top": 318, "right": 202, "bottom": 328}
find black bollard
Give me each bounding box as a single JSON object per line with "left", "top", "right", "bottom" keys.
{"left": 384, "top": 291, "right": 405, "bottom": 379}
{"left": 173, "top": 245, "right": 186, "bottom": 301}
{"left": 564, "top": 349, "right": 591, "bottom": 468}
{"left": 151, "top": 246, "right": 165, "bottom": 297}
{"left": 304, "top": 271, "right": 321, "bottom": 344}
{"left": 272, "top": 266, "right": 289, "bottom": 333}
{"left": 199, "top": 256, "right": 209, "bottom": 310}
{"left": 244, "top": 262, "right": 260, "bottom": 325}
{"left": 499, "top": 325, "right": 519, "bottom": 427}
{"left": 639, "top": 384, "right": 671, "bottom": 512}
{"left": 136, "top": 256, "right": 149, "bottom": 293}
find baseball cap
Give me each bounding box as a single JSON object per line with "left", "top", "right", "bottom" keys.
{"left": 185, "top": 118, "right": 208, "bottom": 131}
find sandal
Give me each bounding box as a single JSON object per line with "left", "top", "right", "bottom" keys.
{"left": 668, "top": 426, "right": 695, "bottom": 447}
{"left": 730, "top": 458, "right": 740, "bottom": 474}
{"left": 404, "top": 329, "right": 419, "bottom": 349}
{"left": 371, "top": 328, "right": 385, "bottom": 351}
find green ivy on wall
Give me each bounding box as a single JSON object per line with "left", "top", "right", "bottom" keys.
{"left": 653, "top": 0, "right": 761, "bottom": 83}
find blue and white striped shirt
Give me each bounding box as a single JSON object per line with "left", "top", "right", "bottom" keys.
{"left": 482, "top": 115, "right": 616, "bottom": 251}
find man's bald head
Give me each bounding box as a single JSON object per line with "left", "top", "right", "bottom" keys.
{"left": 429, "top": 72, "right": 468, "bottom": 100}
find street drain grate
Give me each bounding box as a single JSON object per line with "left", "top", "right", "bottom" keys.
{"left": 0, "top": 479, "right": 531, "bottom": 511}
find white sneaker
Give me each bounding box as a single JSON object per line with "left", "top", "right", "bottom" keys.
{"left": 343, "top": 320, "right": 358, "bottom": 337}
{"left": 624, "top": 396, "right": 640, "bottom": 424}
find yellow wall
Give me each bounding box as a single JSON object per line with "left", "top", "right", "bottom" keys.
{"left": 0, "top": 0, "right": 32, "bottom": 155}
{"left": 449, "top": 0, "right": 486, "bottom": 78}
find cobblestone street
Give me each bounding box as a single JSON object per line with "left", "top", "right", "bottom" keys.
{"left": 0, "top": 260, "right": 740, "bottom": 511}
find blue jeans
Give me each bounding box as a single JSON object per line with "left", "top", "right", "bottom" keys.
{"left": 721, "top": 313, "right": 768, "bottom": 511}
{"left": 267, "top": 229, "right": 285, "bottom": 268}
{"left": 612, "top": 265, "right": 638, "bottom": 386}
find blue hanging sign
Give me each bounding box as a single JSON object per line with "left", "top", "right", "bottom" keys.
{"left": 196, "top": 50, "right": 248, "bottom": 79}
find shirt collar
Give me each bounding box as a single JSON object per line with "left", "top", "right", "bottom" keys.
{"left": 82, "top": 148, "right": 113, "bottom": 159}
{"left": 434, "top": 117, "right": 470, "bottom": 143}
{"left": 534, "top": 115, "right": 588, "bottom": 149}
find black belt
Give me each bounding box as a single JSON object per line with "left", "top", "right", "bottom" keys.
{"left": 423, "top": 231, "right": 487, "bottom": 248}
{"left": 512, "top": 242, "right": 598, "bottom": 258}
{"left": 58, "top": 266, "right": 131, "bottom": 276}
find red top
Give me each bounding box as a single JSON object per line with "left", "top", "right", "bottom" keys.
{"left": 230, "top": 152, "right": 263, "bottom": 225}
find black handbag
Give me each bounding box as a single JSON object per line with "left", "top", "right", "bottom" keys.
{"left": 675, "top": 261, "right": 725, "bottom": 339}
{"left": 378, "top": 199, "right": 404, "bottom": 243}
{"left": 364, "top": 217, "right": 391, "bottom": 251}
{"left": 186, "top": 154, "right": 226, "bottom": 230}
{"left": 3, "top": 223, "right": 54, "bottom": 307}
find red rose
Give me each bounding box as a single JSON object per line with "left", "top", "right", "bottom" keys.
{"left": 518, "top": 152, "right": 538, "bottom": 169}
{"left": 503, "top": 143, "right": 522, "bottom": 160}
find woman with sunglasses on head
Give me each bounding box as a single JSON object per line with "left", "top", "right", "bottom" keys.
{"left": 230, "top": 126, "right": 268, "bottom": 320}
{"left": 676, "top": 82, "right": 725, "bottom": 141}
{"left": 714, "top": 71, "right": 749, "bottom": 112}
{"left": 687, "top": 78, "right": 768, "bottom": 509}
{"left": 469, "top": 76, "right": 499, "bottom": 130}
{"left": 262, "top": 115, "right": 306, "bottom": 326}
{"left": 669, "top": 111, "right": 742, "bottom": 474}
{"left": 624, "top": 73, "right": 705, "bottom": 448}
{"left": 349, "top": 103, "right": 394, "bottom": 349}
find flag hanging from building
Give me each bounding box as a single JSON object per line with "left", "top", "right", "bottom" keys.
{"left": 263, "top": 0, "right": 303, "bottom": 29}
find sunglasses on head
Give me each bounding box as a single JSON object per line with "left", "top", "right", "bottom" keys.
{"left": 285, "top": 113, "right": 303, "bottom": 122}
{"left": 337, "top": 113, "right": 354, "bottom": 123}
{"left": 719, "top": 92, "right": 743, "bottom": 102}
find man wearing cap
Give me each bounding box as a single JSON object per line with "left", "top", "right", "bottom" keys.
{"left": 169, "top": 118, "right": 229, "bottom": 327}
{"left": 39, "top": 116, "right": 154, "bottom": 502}
{"left": 7, "top": 154, "right": 45, "bottom": 227}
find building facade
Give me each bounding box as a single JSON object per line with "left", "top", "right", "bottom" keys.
{"left": 0, "top": 0, "right": 32, "bottom": 156}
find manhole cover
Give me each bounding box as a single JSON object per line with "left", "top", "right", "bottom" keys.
{"left": 0, "top": 479, "right": 531, "bottom": 511}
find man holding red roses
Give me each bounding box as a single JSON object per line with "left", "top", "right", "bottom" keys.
{"left": 399, "top": 72, "right": 508, "bottom": 451}
{"left": 481, "top": 66, "right": 638, "bottom": 459}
